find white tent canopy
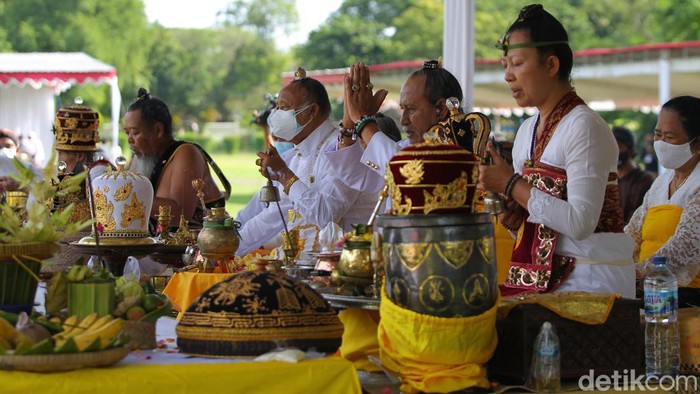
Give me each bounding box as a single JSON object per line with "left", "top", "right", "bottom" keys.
{"left": 0, "top": 52, "right": 121, "bottom": 166}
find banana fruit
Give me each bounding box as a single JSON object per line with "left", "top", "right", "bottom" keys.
{"left": 53, "top": 314, "right": 124, "bottom": 351}
{"left": 66, "top": 265, "right": 91, "bottom": 282}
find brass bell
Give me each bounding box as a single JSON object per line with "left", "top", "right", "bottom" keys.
{"left": 259, "top": 179, "right": 280, "bottom": 207}
{"left": 481, "top": 150, "right": 504, "bottom": 219}
{"left": 484, "top": 193, "right": 504, "bottom": 217}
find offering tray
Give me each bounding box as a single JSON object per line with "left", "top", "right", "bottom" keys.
{"left": 0, "top": 346, "right": 129, "bottom": 372}
{"left": 69, "top": 238, "right": 160, "bottom": 275}
{"left": 320, "top": 292, "right": 380, "bottom": 311}
{"left": 307, "top": 251, "right": 342, "bottom": 259}
{"left": 149, "top": 244, "right": 188, "bottom": 267}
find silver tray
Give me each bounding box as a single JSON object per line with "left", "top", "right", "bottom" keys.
{"left": 321, "top": 293, "right": 380, "bottom": 311}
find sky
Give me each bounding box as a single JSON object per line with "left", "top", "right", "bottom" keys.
{"left": 143, "top": 0, "right": 343, "bottom": 50}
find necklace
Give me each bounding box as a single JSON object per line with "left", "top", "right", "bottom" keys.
{"left": 671, "top": 174, "right": 689, "bottom": 194}
{"left": 306, "top": 128, "right": 335, "bottom": 184}
{"left": 525, "top": 115, "right": 540, "bottom": 168}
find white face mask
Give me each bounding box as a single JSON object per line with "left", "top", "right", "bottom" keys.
{"left": 0, "top": 147, "right": 15, "bottom": 159}
{"left": 654, "top": 139, "right": 697, "bottom": 169}
{"left": 268, "top": 104, "right": 312, "bottom": 141}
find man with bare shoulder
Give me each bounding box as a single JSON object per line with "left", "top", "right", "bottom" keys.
{"left": 124, "top": 88, "right": 229, "bottom": 228}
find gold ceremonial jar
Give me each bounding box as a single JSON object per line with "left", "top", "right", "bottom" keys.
{"left": 196, "top": 207, "right": 239, "bottom": 271}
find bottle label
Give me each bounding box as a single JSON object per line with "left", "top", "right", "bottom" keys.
{"left": 644, "top": 289, "right": 678, "bottom": 315}
{"left": 538, "top": 343, "right": 559, "bottom": 358}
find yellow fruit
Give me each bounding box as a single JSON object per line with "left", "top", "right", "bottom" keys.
{"left": 70, "top": 313, "right": 98, "bottom": 336}
{"left": 59, "top": 315, "right": 79, "bottom": 337}
{"left": 72, "top": 318, "right": 124, "bottom": 351}
{"left": 87, "top": 315, "right": 113, "bottom": 332}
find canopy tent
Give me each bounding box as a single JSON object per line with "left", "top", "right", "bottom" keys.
{"left": 0, "top": 52, "right": 121, "bottom": 166}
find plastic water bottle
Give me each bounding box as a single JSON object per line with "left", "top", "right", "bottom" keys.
{"left": 530, "top": 321, "right": 561, "bottom": 392}
{"left": 644, "top": 255, "right": 680, "bottom": 378}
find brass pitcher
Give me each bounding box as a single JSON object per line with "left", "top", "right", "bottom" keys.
{"left": 196, "top": 207, "right": 240, "bottom": 272}
{"left": 338, "top": 236, "right": 373, "bottom": 279}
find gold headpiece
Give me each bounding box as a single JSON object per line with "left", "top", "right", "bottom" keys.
{"left": 424, "top": 97, "right": 491, "bottom": 155}
{"left": 53, "top": 97, "right": 100, "bottom": 152}
{"left": 293, "top": 67, "right": 307, "bottom": 80}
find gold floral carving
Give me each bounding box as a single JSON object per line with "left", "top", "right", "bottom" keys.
{"left": 93, "top": 187, "right": 116, "bottom": 231}
{"left": 114, "top": 182, "right": 133, "bottom": 202}
{"left": 120, "top": 193, "right": 146, "bottom": 228}
{"left": 399, "top": 159, "right": 424, "bottom": 185}
{"left": 395, "top": 242, "right": 431, "bottom": 271}
{"left": 389, "top": 277, "right": 410, "bottom": 308}
{"left": 423, "top": 171, "right": 468, "bottom": 214}
{"left": 242, "top": 296, "right": 267, "bottom": 314}
{"left": 435, "top": 240, "right": 474, "bottom": 268}
{"left": 418, "top": 275, "right": 454, "bottom": 313}
{"left": 462, "top": 273, "right": 490, "bottom": 309}
{"left": 477, "top": 237, "right": 495, "bottom": 263}
{"left": 206, "top": 276, "right": 261, "bottom": 307}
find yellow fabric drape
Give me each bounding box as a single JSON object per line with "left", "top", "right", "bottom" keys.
{"left": 640, "top": 204, "right": 682, "bottom": 263}
{"left": 162, "top": 272, "right": 233, "bottom": 318}
{"left": 1, "top": 357, "right": 362, "bottom": 394}
{"left": 494, "top": 220, "right": 515, "bottom": 284}
{"left": 337, "top": 309, "right": 381, "bottom": 372}
{"left": 377, "top": 284, "right": 498, "bottom": 393}
{"left": 498, "top": 291, "right": 618, "bottom": 325}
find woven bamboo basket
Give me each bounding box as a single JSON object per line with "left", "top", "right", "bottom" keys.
{"left": 0, "top": 242, "right": 59, "bottom": 312}
{"left": 123, "top": 320, "right": 157, "bottom": 350}
{"left": 0, "top": 346, "right": 129, "bottom": 372}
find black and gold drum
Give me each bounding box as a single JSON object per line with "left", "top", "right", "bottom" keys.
{"left": 376, "top": 213, "right": 497, "bottom": 317}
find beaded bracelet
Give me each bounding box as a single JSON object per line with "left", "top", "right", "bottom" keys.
{"left": 338, "top": 121, "right": 355, "bottom": 138}
{"left": 283, "top": 175, "right": 299, "bottom": 195}
{"left": 354, "top": 115, "right": 377, "bottom": 138}
{"left": 504, "top": 173, "right": 522, "bottom": 199}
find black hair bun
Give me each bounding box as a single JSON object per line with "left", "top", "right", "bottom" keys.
{"left": 136, "top": 87, "right": 151, "bottom": 100}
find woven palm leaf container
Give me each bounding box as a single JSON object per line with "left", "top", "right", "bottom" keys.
{"left": 176, "top": 270, "right": 344, "bottom": 358}
{"left": 123, "top": 320, "right": 157, "bottom": 350}
{"left": 0, "top": 242, "right": 59, "bottom": 313}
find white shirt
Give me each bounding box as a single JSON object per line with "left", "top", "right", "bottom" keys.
{"left": 236, "top": 118, "right": 378, "bottom": 255}
{"left": 327, "top": 132, "right": 410, "bottom": 194}
{"left": 512, "top": 105, "right": 635, "bottom": 297}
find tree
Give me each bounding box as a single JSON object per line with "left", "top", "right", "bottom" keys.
{"left": 221, "top": 0, "right": 298, "bottom": 41}
{"left": 0, "top": 0, "right": 152, "bottom": 120}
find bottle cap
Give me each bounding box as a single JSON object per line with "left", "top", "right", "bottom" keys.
{"left": 653, "top": 255, "right": 667, "bottom": 265}
{"left": 543, "top": 321, "right": 551, "bottom": 329}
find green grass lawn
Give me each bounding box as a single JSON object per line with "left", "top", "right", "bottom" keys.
{"left": 208, "top": 152, "right": 267, "bottom": 217}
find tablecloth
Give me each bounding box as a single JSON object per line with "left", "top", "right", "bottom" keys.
{"left": 162, "top": 271, "right": 233, "bottom": 316}
{"left": 0, "top": 317, "right": 362, "bottom": 394}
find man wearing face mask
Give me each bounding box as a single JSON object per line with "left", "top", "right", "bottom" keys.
{"left": 614, "top": 126, "right": 655, "bottom": 224}
{"left": 625, "top": 96, "right": 700, "bottom": 304}
{"left": 235, "top": 68, "right": 378, "bottom": 256}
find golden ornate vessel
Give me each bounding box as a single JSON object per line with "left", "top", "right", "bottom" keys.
{"left": 196, "top": 207, "right": 239, "bottom": 272}
{"left": 338, "top": 236, "right": 373, "bottom": 281}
